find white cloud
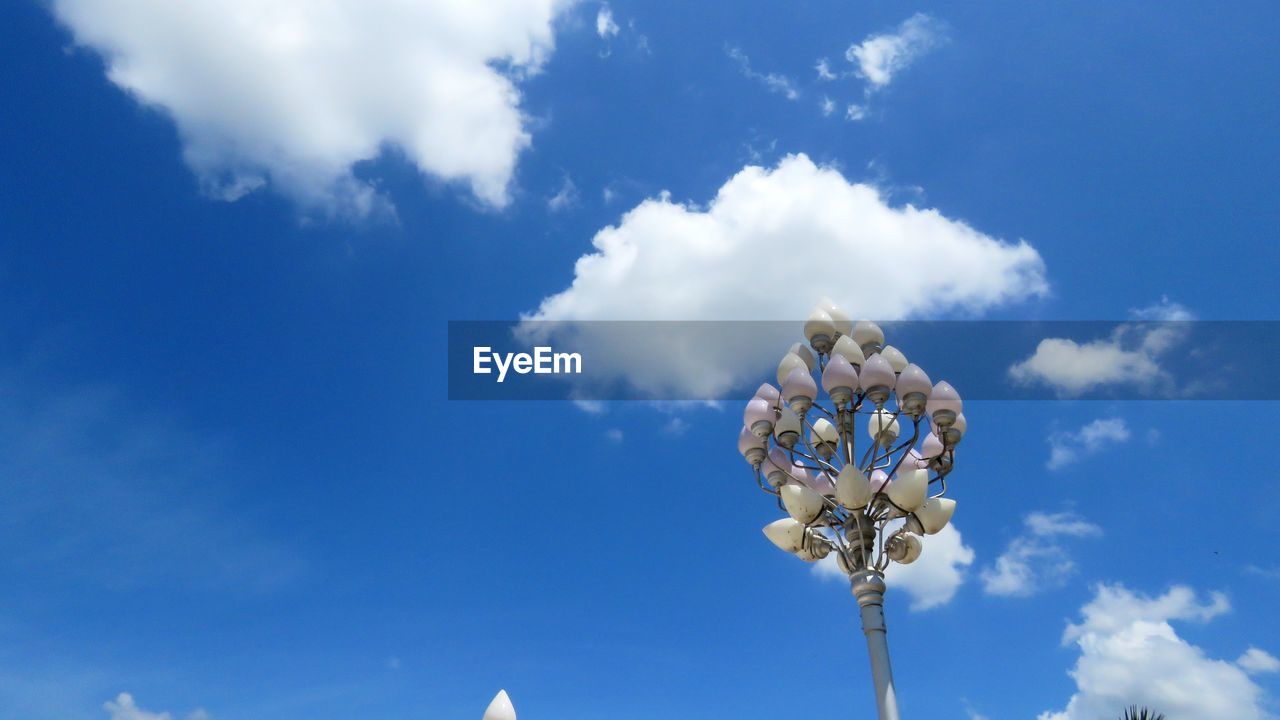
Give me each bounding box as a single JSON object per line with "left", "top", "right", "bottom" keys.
{"left": 573, "top": 399, "right": 607, "bottom": 414}
{"left": 846, "top": 103, "right": 868, "bottom": 121}
{"left": 1040, "top": 584, "right": 1271, "bottom": 720}
{"left": 596, "top": 5, "right": 619, "bottom": 38}
{"left": 1238, "top": 647, "right": 1280, "bottom": 675}
{"left": 981, "top": 511, "right": 1101, "bottom": 597}
{"left": 815, "top": 58, "right": 838, "bottom": 80}
{"left": 547, "top": 176, "right": 580, "bottom": 212}
{"left": 523, "top": 154, "right": 1046, "bottom": 397}
{"left": 604, "top": 428, "right": 623, "bottom": 442}
{"left": 1009, "top": 298, "right": 1193, "bottom": 396}
{"left": 1025, "top": 511, "right": 1103, "bottom": 538}
{"left": 726, "top": 46, "right": 800, "bottom": 101}
{"left": 1046, "top": 418, "right": 1130, "bottom": 470}
{"left": 105, "top": 693, "right": 207, "bottom": 720}
{"left": 820, "top": 96, "right": 836, "bottom": 116}
{"left": 846, "top": 13, "right": 946, "bottom": 89}
{"left": 815, "top": 524, "right": 975, "bottom": 611}
{"left": 50, "top": 0, "right": 573, "bottom": 216}
{"left": 1130, "top": 296, "right": 1194, "bottom": 322}
{"left": 661, "top": 416, "right": 689, "bottom": 435}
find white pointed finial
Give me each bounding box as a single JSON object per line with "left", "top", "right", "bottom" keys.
{"left": 483, "top": 690, "right": 516, "bottom": 720}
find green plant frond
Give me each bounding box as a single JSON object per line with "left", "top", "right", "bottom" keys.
{"left": 1120, "top": 706, "right": 1167, "bottom": 720}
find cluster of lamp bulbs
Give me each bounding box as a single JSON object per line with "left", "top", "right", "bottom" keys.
{"left": 737, "top": 300, "right": 965, "bottom": 574}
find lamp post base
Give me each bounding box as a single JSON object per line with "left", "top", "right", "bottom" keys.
{"left": 851, "top": 570, "right": 901, "bottom": 720}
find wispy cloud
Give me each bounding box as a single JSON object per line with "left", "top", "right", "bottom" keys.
{"left": 726, "top": 46, "right": 800, "bottom": 101}
{"left": 1237, "top": 648, "right": 1280, "bottom": 675}
{"left": 982, "top": 511, "right": 1101, "bottom": 597}
{"left": 847, "top": 13, "right": 947, "bottom": 89}
{"left": 0, "top": 370, "right": 304, "bottom": 593}
{"left": 595, "top": 5, "right": 619, "bottom": 38}
{"left": 547, "top": 175, "right": 580, "bottom": 212}
{"left": 1046, "top": 417, "right": 1131, "bottom": 470}
{"left": 815, "top": 13, "right": 948, "bottom": 121}
{"left": 105, "top": 693, "right": 208, "bottom": 720}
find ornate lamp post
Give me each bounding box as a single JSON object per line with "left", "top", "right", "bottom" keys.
{"left": 737, "top": 301, "right": 965, "bottom": 720}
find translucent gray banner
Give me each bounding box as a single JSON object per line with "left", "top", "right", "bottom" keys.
{"left": 447, "top": 321, "right": 1279, "bottom": 401}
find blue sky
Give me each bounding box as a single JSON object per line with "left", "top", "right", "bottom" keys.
{"left": 2, "top": 1, "right": 1279, "bottom": 719}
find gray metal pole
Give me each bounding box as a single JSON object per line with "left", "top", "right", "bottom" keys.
{"left": 851, "top": 570, "right": 901, "bottom": 720}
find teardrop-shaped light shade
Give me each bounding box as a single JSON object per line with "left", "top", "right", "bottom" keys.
{"left": 767, "top": 446, "right": 789, "bottom": 470}
{"left": 774, "top": 406, "right": 802, "bottom": 442}
{"left": 789, "top": 343, "right": 817, "bottom": 372}
{"left": 852, "top": 320, "right": 884, "bottom": 348}
{"left": 804, "top": 308, "right": 837, "bottom": 346}
{"left": 920, "top": 432, "right": 945, "bottom": 459}
{"left": 754, "top": 383, "right": 781, "bottom": 406}
{"left": 952, "top": 412, "right": 967, "bottom": 436}
{"left": 895, "top": 364, "right": 932, "bottom": 398}
{"left": 887, "top": 467, "right": 928, "bottom": 512}
{"left": 903, "top": 447, "right": 928, "bottom": 469}
{"left": 788, "top": 462, "right": 812, "bottom": 488}
{"left": 869, "top": 469, "right": 889, "bottom": 494}
{"left": 743, "top": 397, "right": 774, "bottom": 436}
{"left": 867, "top": 409, "right": 900, "bottom": 443}
{"left": 763, "top": 447, "right": 791, "bottom": 486}
{"left": 822, "top": 353, "right": 859, "bottom": 401}
{"left": 806, "top": 470, "right": 836, "bottom": 495}
{"left": 781, "top": 367, "right": 817, "bottom": 408}
{"left": 915, "top": 497, "right": 956, "bottom": 534}
{"left": 831, "top": 335, "right": 865, "bottom": 367}
{"left": 776, "top": 353, "right": 808, "bottom": 386}
{"left": 483, "top": 690, "right": 517, "bottom": 720}
{"left": 763, "top": 518, "right": 806, "bottom": 553}
{"left": 859, "top": 353, "right": 897, "bottom": 392}
{"left": 836, "top": 465, "right": 872, "bottom": 509}
{"left": 811, "top": 417, "right": 839, "bottom": 446}
{"left": 821, "top": 299, "right": 855, "bottom": 337}
{"left": 880, "top": 345, "right": 908, "bottom": 373}
{"left": 738, "top": 426, "right": 765, "bottom": 456}
{"left": 925, "top": 381, "right": 963, "bottom": 418}
{"left": 781, "top": 484, "right": 825, "bottom": 524}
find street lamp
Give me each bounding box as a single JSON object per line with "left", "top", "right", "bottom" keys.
{"left": 738, "top": 301, "right": 964, "bottom": 720}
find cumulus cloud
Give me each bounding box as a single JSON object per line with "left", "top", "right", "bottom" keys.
{"left": 726, "top": 46, "right": 800, "bottom": 101}
{"left": 50, "top": 0, "right": 573, "bottom": 216}
{"left": 815, "top": 524, "right": 975, "bottom": 611}
{"left": 1009, "top": 298, "right": 1193, "bottom": 396}
{"left": 1040, "top": 584, "right": 1271, "bottom": 720}
{"left": 1046, "top": 418, "right": 1131, "bottom": 470}
{"left": 523, "top": 153, "right": 1046, "bottom": 397}
{"left": 846, "top": 13, "right": 946, "bottom": 89}
{"left": 981, "top": 511, "right": 1101, "bottom": 597}
{"left": 105, "top": 693, "right": 207, "bottom": 720}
